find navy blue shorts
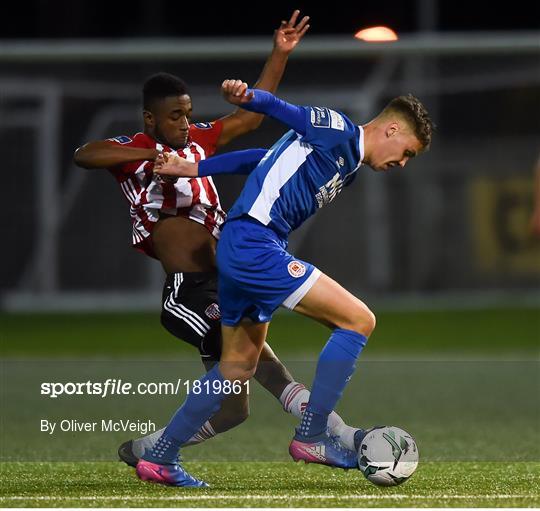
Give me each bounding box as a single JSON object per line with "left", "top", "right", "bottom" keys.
{"left": 216, "top": 217, "right": 321, "bottom": 326}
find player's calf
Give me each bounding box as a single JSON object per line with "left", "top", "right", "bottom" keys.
{"left": 209, "top": 390, "right": 250, "bottom": 431}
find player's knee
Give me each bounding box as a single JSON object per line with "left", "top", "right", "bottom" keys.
{"left": 236, "top": 364, "right": 257, "bottom": 383}
{"left": 220, "top": 344, "right": 260, "bottom": 382}
{"left": 366, "top": 308, "right": 377, "bottom": 335}
{"left": 359, "top": 308, "right": 377, "bottom": 336}
{"left": 348, "top": 307, "right": 376, "bottom": 337}
{"left": 219, "top": 360, "right": 257, "bottom": 383}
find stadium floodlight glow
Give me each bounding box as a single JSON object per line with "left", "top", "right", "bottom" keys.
{"left": 354, "top": 26, "right": 399, "bottom": 42}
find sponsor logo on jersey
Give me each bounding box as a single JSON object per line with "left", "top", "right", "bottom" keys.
{"left": 109, "top": 135, "right": 132, "bottom": 144}
{"left": 194, "top": 122, "right": 213, "bottom": 129}
{"left": 310, "top": 107, "right": 331, "bottom": 128}
{"left": 204, "top": 303, "right": 221, "bottom": 320}
{"left": 310, "top": 107, "right": 344, "bottom": 131}
{"left": 329, "top": 110, "right": 345, "bottom": 131}
{"left": 315, "top": 172, "right": 344, "bottom": 208}
{"left": 288, "top": 261, "right": 306, "bottom": 278}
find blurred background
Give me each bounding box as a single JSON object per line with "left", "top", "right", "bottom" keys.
{"left": 2, "top": 0, "right": 540, "bottom": 309}
{"left": 1, "top": 0, "right": 539, "bottom": 463}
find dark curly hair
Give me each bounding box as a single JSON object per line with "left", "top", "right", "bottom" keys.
{"left": 383, "top": 94, "right": 434, "bottom": 150}
{"left": 143, "top": 73, "right": 190, "bottom": 111}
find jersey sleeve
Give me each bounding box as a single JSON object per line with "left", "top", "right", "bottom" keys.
{"left": 300, "top": 107, "right": 357, "bottom": 151}
{"left": 198, "top": 149, "right": 268, "bottom": 177}
{"left": 188, "top": 120, "right": 224, "bottom": 157}
{"left": 241, "top": 90, "right": 307, "bottom": 135}
{"left": 106, "top": 133, "right": 153, "bottom": 176}
{"left": 239, "top": 90, "right": 356, "bottom": 152}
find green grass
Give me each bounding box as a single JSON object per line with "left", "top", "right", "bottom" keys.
{"left": 0, "top": 461, "right": 538, "bottom": 507}
{"left": 2, "top": 358, "right": 538, "bottom": 463}
{"left": 2, "top": 308, "right": 539, "bottom": 357}
{"left": 1, "top": 309, "right": 538, "bottom": 506}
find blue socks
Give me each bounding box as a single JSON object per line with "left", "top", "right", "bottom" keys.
{"left": 143, "top": 434, "right": 181, "bottom": 464}
{"left": 143, "top": 328, "right": 368, "bottom": 463}
{"left": 143, "top": 364, "right": 226, "bottom": 464}
{"left": 296, "top": 328, "right": 367, "bottom": 440}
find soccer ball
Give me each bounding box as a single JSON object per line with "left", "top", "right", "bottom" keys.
{"left": 358, "top": 426, "right": 419, "bottom": 486}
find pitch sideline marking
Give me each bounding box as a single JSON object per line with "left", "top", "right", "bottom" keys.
{"left": 1, "top": 494, "right": 535, "bottom": 501}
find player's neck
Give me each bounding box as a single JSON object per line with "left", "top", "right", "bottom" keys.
{"left": 143, "top": 128, "right": 159, "bottom": 144}
{"left": 361, "top": 123, "right": 375, "bottom": 166}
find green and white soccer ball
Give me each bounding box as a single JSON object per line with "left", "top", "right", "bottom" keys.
{"left": 358, "top": 426, "right": 419, "bottom": 486}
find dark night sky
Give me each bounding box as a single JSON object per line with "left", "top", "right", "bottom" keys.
{"left": 4, "top": 0, "right": 539, "bottom": 38}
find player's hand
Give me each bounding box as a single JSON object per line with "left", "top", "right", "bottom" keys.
{"left": 153, "top": 153, "right": 177, "bottom": 182}
{"left": 221, "top": 79, "right": 255, "bottom": 106}
{"left": 154, "top": 152, "right": 198, "bottom": 179}
{"left": 273, "top": 10, "right": 310, "bottom": 55}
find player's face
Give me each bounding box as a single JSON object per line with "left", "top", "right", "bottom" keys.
{"left": 370, "top": 125, "right": 423, "bottom": 172}
{"left": 147, "top": 95, "right": 192, "bottom": 149}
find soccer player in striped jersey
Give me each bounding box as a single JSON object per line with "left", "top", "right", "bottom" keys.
{"left": 143, "top": 80, "right": 433, "bottom": 486}
{"left": 74, "top": 12, "right": 362, "bottom": 475}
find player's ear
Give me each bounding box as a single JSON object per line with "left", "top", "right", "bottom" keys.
{"left": 386, "top": 122, "right": 399, "bottom": 138}
{"left": 143, "top": 110, "right": 155, "bottom": 128}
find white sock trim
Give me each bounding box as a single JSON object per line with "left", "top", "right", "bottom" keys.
{"left": 279, "top": 382, "right": 307, "bottom": 413}
{"left": 186, "top": 420, "right": 216, "bottom": 445}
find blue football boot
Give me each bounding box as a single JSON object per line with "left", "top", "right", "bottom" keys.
{"left": 136, "top": 457, "right": 208, "bottom": 488}
{"left": 289, "top": 430, "right": 359, "bottom": 470}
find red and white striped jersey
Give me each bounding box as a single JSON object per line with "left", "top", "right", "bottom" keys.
{"left": 107, "top": 121, "right": 226, "bottom": 258}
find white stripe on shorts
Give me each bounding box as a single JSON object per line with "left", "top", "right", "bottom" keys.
{"left": 167, "top": 273, "right": 211, "bottom": 332}
{"left": 282, "top": 268, "right": 322, "bottom": 310}
{"left": 163, "top": 295, "right": 209, "bottom": 337}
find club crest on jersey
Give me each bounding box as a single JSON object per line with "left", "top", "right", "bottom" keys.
{"left": 288, "top": 261, "right": 306, "bottom": 278}
{"left": 194, "top": 122, "right": 213, "bottom": 130}
{"left": 204, "top": 303, "right": 221, "bottom": 320}
{"left": 109, "top": 135, "right": 132, "bottom": 144}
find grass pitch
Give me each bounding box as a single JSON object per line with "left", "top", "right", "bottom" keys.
{"left": 1, "top": 308, "right": 538, "bottom": 507}
{"left": 1, "top": 461, "right": 539, "bottom": 507}
{"left": 2, "top": 307, "right": 539, "bottom": 357}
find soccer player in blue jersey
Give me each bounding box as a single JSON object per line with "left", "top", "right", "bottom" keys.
{"left": 138, "top": 79, "right": 433, "bottom": 487}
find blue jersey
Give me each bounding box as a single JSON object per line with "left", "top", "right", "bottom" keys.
{"left": 227, "top": 106, "right": 364, "bottom": 238}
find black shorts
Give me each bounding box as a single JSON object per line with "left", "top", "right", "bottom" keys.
{"left": 160, "top": 272, "right": 222, "bottom": 362}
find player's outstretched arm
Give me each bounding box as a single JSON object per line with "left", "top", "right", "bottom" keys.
{"left": 216, "top": 10, "right": 309, "bottom": 147}
{"left": 74, "top": 140, "right": 159, "bottom": 169}
{"left": 154, "top": 149, "right": 267, "bottom": 179}
{"left": 222, "top": 81, "right": 307, "bottom": 135}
